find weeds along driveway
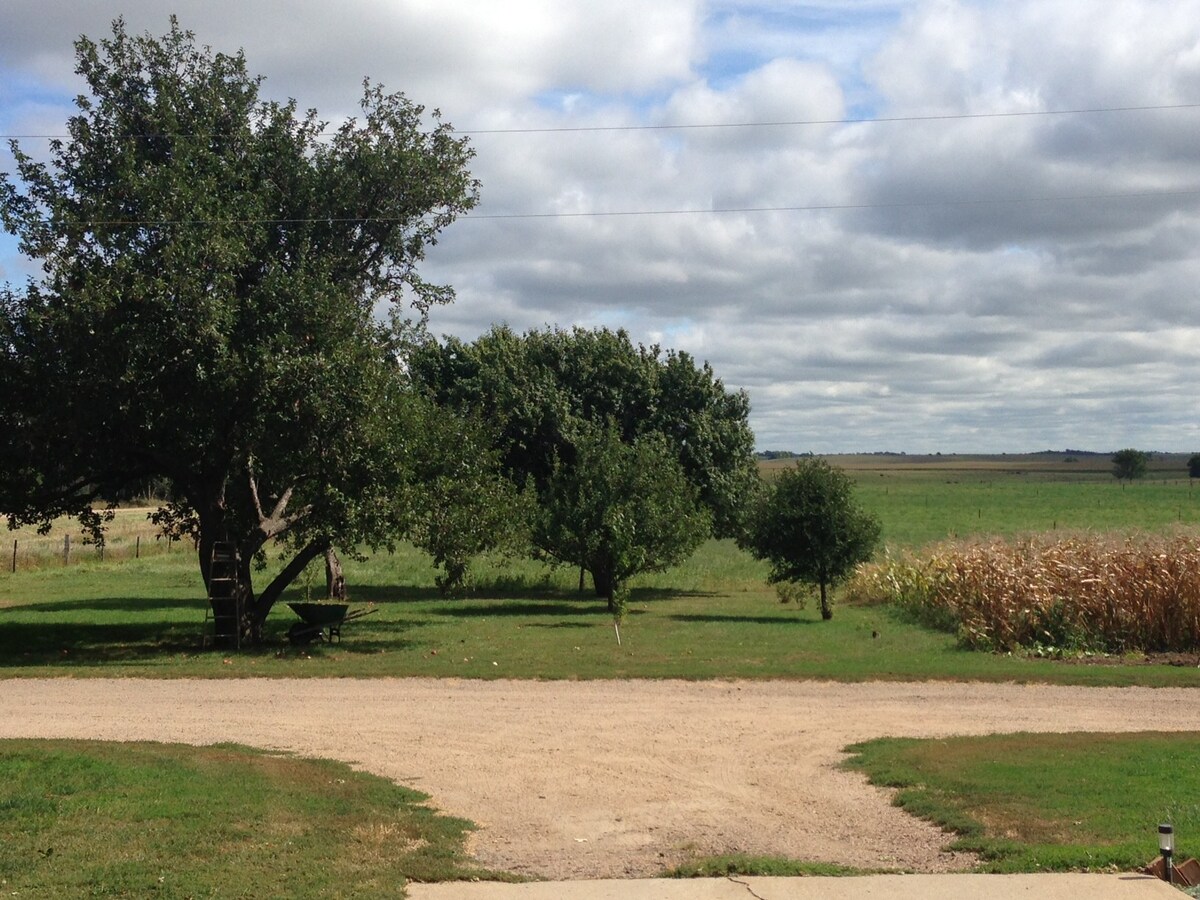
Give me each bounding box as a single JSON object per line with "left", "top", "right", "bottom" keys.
{"left": 0, "top": 677, "right": 1196, "bottom": 879}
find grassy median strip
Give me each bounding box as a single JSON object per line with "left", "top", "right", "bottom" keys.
{"left": 844, "top": 731, "right": 1200, "bottom": 872}
{"left": 0, "top": 739, "right": 512, "bottom": 898}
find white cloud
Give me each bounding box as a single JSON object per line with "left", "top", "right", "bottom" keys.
{"left": 4, "top": 0, "right": 1200, "bottom": 452}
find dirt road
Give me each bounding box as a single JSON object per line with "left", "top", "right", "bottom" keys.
{"left": 0, "top": 678, "right": 1196, "bottom": 879}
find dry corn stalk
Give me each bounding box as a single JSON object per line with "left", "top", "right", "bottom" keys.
{"left": 847, "top": 532, "right": 1200, "bottom": 653}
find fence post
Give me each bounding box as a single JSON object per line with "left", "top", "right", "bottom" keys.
{"left": 63, "top": 534, "right": 70, "bottom": 566}
{"left": 136, "top": 535, "right": 141, "bottom": 559}
{"left": 10, "top": 539, "right": 15, "bottom": 574}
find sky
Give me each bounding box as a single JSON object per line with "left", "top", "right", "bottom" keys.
{"left": 2, "top": 0, "right": 1200, "bottom": 454}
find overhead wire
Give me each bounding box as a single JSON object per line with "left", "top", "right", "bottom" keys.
{"left": 16, "top": 186, "right": 1200, "bottom": 229}
{"left": 2, "top": 101, "right": 1198, "bottom": 140}
{"left": 2, "top": 102, "right": 1198, "bottom": 224}
{"left": 454, "top": 102, "right": 1200, "bottom": 135}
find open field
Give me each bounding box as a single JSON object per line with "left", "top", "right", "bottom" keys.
{"left": 835, "top": 452, "right": 1200, "bottom": 548}
{"left": 4, "top": 452, "right": 1200, "bottom": 683}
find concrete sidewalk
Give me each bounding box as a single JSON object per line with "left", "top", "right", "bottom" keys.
{"left": 409, "top": 873, "right": 1180, "bottom": 899}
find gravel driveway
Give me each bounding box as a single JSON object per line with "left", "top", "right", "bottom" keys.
{"left": 1, "top": 678, "right": 1196, "bottom": 879}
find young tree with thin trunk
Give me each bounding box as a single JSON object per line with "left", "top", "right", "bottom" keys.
{"left": 744, "top": 458, "right": 881, "bottom": 620}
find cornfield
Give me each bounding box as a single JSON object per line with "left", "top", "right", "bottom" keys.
{"left": 845, "top": 532, "right": 1200, "bottom": 653}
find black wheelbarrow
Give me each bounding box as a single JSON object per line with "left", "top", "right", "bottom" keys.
{"left": 286, "top": 602, "right": 376, "bottom": 645}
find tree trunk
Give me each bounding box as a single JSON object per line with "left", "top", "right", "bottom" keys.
{"left": 196, "top": 504, "right": 260, "bottom": 649}
{"left": 591, "top": 564, "right": 616, "bottom": 612}
{"left": 325, "top": 546, "right": 347, "bottom": 600}
{"left": 819, "top": 580, "right": 832, "bottom": 620}
{"left": 254, "top": 539, "right": 330, "bottom": 631}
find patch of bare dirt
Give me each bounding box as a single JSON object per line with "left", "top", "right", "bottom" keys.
{"left": 0, "top": 678, "right": 1197, "bottom": 879}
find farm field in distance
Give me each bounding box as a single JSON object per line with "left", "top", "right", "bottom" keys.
{"left": 822, "top": 450, "right": 1200, "bottom": 548}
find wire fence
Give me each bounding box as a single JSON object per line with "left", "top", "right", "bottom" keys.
{"left": 5, "top": 530, "right": 183, "bottom": 574}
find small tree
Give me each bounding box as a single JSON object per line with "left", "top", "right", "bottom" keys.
{"left": 539, "top": 423, "right": 711, "bottom": 609}
{"left": 1112, "top": 448, "right": 1150, "bottom": 484}
{"left": 744, "top": 458, "right": 881, "bottom": 620}
{"left": 1188, "top": 454, "right": 1200, "bottom": 479}
{"left": 403, "top": 405, "right": 530, "bottom": 595}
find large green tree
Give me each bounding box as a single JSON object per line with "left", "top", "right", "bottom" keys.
{"left": 1111, "top": 448, "right": 1150, "bottom": 484}
{"left": 409, "top": 325, "right": 758, "bottom": 598}
{"left": 745, "top": 458, "right": 881, "bottom": 620}
{"left": 0, "top": 19, "right": 478, "bottom": 643}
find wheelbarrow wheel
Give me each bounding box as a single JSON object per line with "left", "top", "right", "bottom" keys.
{"left": 287, "top": 622, "right": 321, "bottom": 645}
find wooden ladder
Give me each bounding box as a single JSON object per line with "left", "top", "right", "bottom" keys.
{"left": 205, "top": 541, "right": 242, "bottom": 649}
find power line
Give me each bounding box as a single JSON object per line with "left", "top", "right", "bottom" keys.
{"left": 21, "top": 186, "right": 1200, "bottom": 228}
{"left": 470, "top": 187, "right": 1200, "bottom": 218}
{"left": 457, "top": 103, "right": 1200, "bottom": 135}
{"left": 3, "top": 102, "right": 1198, "bottom": 141}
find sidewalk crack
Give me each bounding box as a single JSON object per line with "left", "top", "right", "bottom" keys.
{"left": 727, "top": 875, "right": 768, "bottom": 900}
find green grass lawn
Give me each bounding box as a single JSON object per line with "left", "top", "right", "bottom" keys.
{"left": 1, "top": 539, "right": 1197, "bottom": 685}
{"left": 845, "top": 731, "right": 1200, "bottom": 873}
{"left": 0, "top": 739, "right": 510, "bottom": 898}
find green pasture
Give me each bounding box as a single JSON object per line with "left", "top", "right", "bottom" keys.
{"left": 757, "top": 452, "right": 1200, "bottom": 548}
{"left": 855, "top": 469, "right": 1200, "bottom": 548}
{"left": 1, "top": 536, "right": 1197, "bottom": 685}
{"left": 846, "top": 731, "right": 1200, "bottom": 873}
{"left": 3, "top": 459, "right": 1200, "bottom": 683}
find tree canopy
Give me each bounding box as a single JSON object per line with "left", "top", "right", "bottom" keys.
{"left": 0, "top": 19, "right": 479, "bottom": 643}
{"left": 409, "top": 325, "right": 757, "bottom": 600}
{"left": 540, "top": 422, "right": 711, "bottom": 604}
{"left": 744, "top": 458, "right": 881, "bottom": 620}
{"left": 1111, "top": 448, "right": 1150, "bottom": 483}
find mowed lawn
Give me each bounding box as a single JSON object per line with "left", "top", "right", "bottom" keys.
{"left": 2, "top": 453, "right": 1200, "bottom": 685}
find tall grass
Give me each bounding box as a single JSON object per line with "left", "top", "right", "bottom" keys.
{"left": 4, "top": 508, "right": 174, "bottom": 572}
{"left": 846, "top": 531, "right": 1200, "bottom": 654}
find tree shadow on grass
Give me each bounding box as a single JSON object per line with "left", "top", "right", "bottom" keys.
{"left": 0, "top": 620, "right": 215, "bottom": 666}
{"left": 668, "top": 613, "right": 821, "bottom": 626}
{"left": 628, "top": 588, "right": 718, "bottom": 602}
{"left": 13, "top": 595, "right": 204, "bottom": 614}
{"left": 0, "top": 604, "right": 427, "bottom": 665}
{"left": 432, "top": 601, "right": 611, "bottom": 618}
{"left": 331, "top": 584, "right": 447, "bottom": 604}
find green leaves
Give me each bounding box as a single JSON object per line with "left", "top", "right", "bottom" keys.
{"left": 539, "top": 423, "right": 711, "bottom": 601}
{"left": 409, "top": 326, "right": 754, "bottom": 599}
{"left": 746, "top": 458, "right": 881, "bottom": 619}
{"left": 1111, "top": 448, "right": 1149, "bottom": 483}
{"left": 0, "top": 19, "right": 479, "bottom": 632}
